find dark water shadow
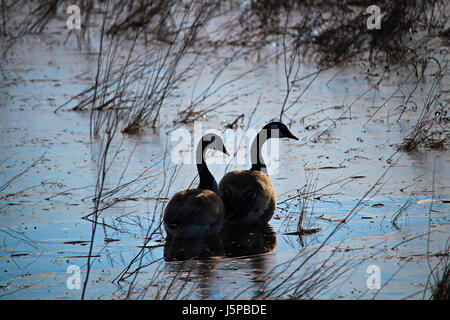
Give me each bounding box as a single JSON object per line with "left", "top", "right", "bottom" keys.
{"left": 220, "top": 223, "right": 277, "bottom": 258}
{"left": 162, "top": 224, "right": 277, "bottom": 298}
{"left": 164, "top": 234, "right": 224, "bottom": 262}
{"left": 163, "top": 223, "right": 277, "bottom": 261}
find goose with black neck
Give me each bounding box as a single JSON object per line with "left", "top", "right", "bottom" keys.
{"left": 219, "top": 122, "right": 298, "bottom": 225}
{"left": 164, "top": 133, "right": 229, "bottom": 239}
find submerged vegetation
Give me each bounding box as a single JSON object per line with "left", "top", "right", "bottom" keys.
{"left": 0, "top": 0, "right": 449, "bottom": 300}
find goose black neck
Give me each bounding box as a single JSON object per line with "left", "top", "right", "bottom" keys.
{"left": 249, "top": 128, "right": 269, "bottom": 175}
{"left": 196, "top": 142, "right": 219, "bottom": 194}
{"left": 197, "top": 163, "right": 218, "bottom": 192}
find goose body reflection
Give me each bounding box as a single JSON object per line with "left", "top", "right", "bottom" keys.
{"left": 164, "top": 223, "right": 277, "bottom": 261}
{"left": 164, "top": 235, "right": 224, "bottom": 261}
{"left": 220, "top": 223, "right": 277, "bottom": 258}
{"left": 219, "top": 122, "right": 298, "bottom": 225}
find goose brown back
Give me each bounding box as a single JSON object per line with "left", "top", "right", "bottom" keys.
{"left": 219, "top": 170, "right": 277, "bottom": 225}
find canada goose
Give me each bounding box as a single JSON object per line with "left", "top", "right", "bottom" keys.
{"left": 163, "top": 133, "right": 229, "bottom": 239}
{"left": 219, "top": 122, "right": 298, "bottom": 225}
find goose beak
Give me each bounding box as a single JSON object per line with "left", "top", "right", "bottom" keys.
{"left": 223, "top": 145, "right": 230, "bottom": 156}
{"left": 286, "top": 132, "right": 299, "bottom": 140}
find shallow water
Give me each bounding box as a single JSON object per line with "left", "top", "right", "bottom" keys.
{"left": 0, "top": 12, "right": 449, "bottom": 299}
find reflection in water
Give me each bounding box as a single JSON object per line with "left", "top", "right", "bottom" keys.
{"left": 163, "top": 236, "right": 222, "bottom": 299}
{"left": 221, "top": 224, "right": 277, "bottom": 299}
{"left": 163, "top": 223, "right": 277, "bottom": 261}
{"left": 163, "top": 224, "right": 277, "bottom": 298}
{"left": 164, "top": 234, "right": 224, "bottom": 261}
{"left": 220, "top": 223, "right": 277, "bottom": 258}
{"left": 164, "top": 224, "right": 277, "bottom": 299}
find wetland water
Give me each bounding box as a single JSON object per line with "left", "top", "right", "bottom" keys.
{"left": 0, "top": 3, "right": 449, "bottom": 300}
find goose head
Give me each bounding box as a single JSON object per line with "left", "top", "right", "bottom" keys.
{"left": 262, "top": 122, "right": 299, "bottom": 140}
{"left": 196, "top": 133, "right": 229, "bottom": 193}
{"left": 249, "top": 122, "right": 298, "bottom": 174}
{"left": 198, "top": 133, "right": 229, "bottom": 160}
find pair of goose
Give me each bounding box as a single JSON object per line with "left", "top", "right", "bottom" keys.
{"left": 163, "top": 122, "right": 298, "bottom": 239}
